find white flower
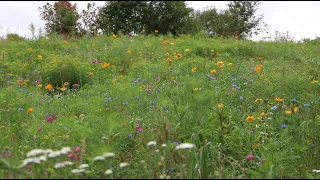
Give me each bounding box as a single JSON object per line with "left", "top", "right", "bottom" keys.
{"left": 161, "top": 144, "right": 167, "bottom": 147}
{"left": 155, "top": 149, "right": 160, "bottom": 153}
{"left": 93, "top": 156, "right": 105, "bottom": 162}
{"left": 60, "top": 147, "right": 71, "bottom": 154}
{"left": 54, "top": 162, "right": 65, "bottom": 169}
{"left": 19, "top": 157, "right": 40, "bottom": 168}
{"left": 313, "top": 169, "right": 320, "bottom": 173}
{"left": 102, "top": 152, "right": 115, "bottom": 159}
{"left": 43, "top": 149, "right": 54, "bottom": 154}
{"left": 147, "top": 141, "right": 157, "bottom": 146}
{"left": 175, "top": 143, "right": 195, "bottom": 150}
{"left": 79, "top": 164, "right": 90, "bottom": 169}
{"left": 119, "top": 162, "right": 130, "bottom": 168}
{"left": 105, "top": 169, "right": 113, "bottom": 175}
{"left": 26, "top": 149, "right": 44, "bottom": 157}
{"left": 48, "top": 151, "right": 61, "bottom": 158}
{"left": 38, "top": 155, "right": 47, "bottom": 162}
{"left": 63, "top": 161, "right": 74, "bottom": 166}
{"left": 71, "top": 169, "right": 86, "bottom": 174}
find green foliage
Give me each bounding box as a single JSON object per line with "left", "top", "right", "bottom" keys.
{"left": 6, "top": 33, "right": 25, "bottom": 41}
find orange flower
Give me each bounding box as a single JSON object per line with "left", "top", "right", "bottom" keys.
{"left": 259, "top": 112, "right": 268, "bottom": 118}
{"left": 192, "top": 67, "right": 197, "bottom": 73}
{"left": 45, "top": 84, "right": 53, "bottom": 91}
{"left": 210, "top": 69, "right": 217, "bottom": 74}
{"left": 246, "top": 115, "right": 254, "bottom": 122}
{"left": 274, "top": 98, "right": 284, "bottom": 102}
{"left": 216, "top": 61, "right": 224, "bottom": 66}
{"left": 64, "top": 41, "right": 68, "bottom": 45}
{"left": 154, "top": 30, "right": 159, "bottom": 33}
{"left": 102, "top": 62, "right": 111, "bottom": 69}
{"left": 258, "top": 56, "right": 263, "bottom": 61}
{"left": 26, "top": 108, "right": 33, "bottom": 114}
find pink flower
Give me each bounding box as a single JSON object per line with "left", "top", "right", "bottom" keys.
{"left": 37, "top": 126, "right": 42, "bottom": 131}
{"left": 81, "top": 149, "right": 86, "bottom": 153}
{"left": 245, "top": 154, "right": 254, "bottom": 160}
{"left": 67, "top": 153, "right": 73, "bottom": 158}
{"left": 75, "top": 147, "right": 81, "bottom": 151}
{"left": 137, "top": 127, "right": 143, "bottom": 132}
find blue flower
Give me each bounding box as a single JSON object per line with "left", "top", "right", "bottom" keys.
{"left": 291, "top": 98, "right": 297, "bottom": 102}
{"left": 166, "top": 168, "right": 174, "bottom": 173}
{"left": 18, "top": 107, "right": 24, "bottom": 111}
{"left": 128, "top": 134, "right": 133, "bottom": 138}
{"left": 281, "top": 124, "right": 288, "bottom": 128}
{"left": 123, "top": 102, "right": 129, "bottom": 105}
{"left": 174, "top": 141, "right": 179, "bottom": 145}
{"left": 304, "top": 103, "right": 309, "bottom": 107}
{"left": 239, "top": 96, "right": 244, "bottom": 100}
{"left": 211, "top": 77, "right": 216, "bottom": 80}
{"left": 271, "top": 106, "right": 278, "bottom": 110}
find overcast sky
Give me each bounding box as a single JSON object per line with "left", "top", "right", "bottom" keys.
{"left": 0, "top": 1, "right": 319, "bottom": 41}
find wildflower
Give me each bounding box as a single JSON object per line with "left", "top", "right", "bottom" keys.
{"left": 216, "top": 61, "right": 224, "bottom": 66}
{"left": 60, "top": 147, "right": 71, "bottom": 154}
{"left": 38, "top": 55, "right": 43, "bottom": 60}
{"left": 227, "top": 63, "right": 233, "bottom": 66}
{"left": 246, "top": 115, "right": 254, "bottom": 122}
{"left": 27, "top": 149, "right": 44, "bottom": 157}
{"left": 147, "top": 141, "right": 157, "bottom": 146}
{"left": 102, "top": 62, "right": 111, "bottom": 68}
{"left": 103, "top": 152, "right": 115, "bottom": 159}
{"left": 254, "top": 66, "right": 262, "bottom": 73}
{"left": 26, "top": 108, "right": 33, "bottom": 114}
{"left": 72, "top": 84, "right": 80, "bottom": 88}
{"left": 175, "top": 143, "right": 195, "bottom": 150}
{"left": 252, "top": 142, "right": 260, "bottom": 149}
{"left": 45, "top": 84, "right": 53, "bottom": 91}
{"left": 167, "top": 58, "right": 172, "bottom": 64}
{"left": 293, "top": 106, "right": 299, "bottom": 113}
{"left": 128, "top": 50, "right": 132, "bottom": 54}
{"left": 105, "top": 169, "right": 113, "bottom": 175}
{"left": 55, "top": 161, "right": 74, "bottom": 169}
{"left": 284, "top": 110, "right": 292, "bottom": 115}
{"left": 259, "top": 112, "right": 268, "bottom": 118}
{"left": 48, "top": 151, "right": 61, "bottom": 158}
{"left": 165, "top": 53, "right": 170, "bottom": 56}
{"left": 245, "top": 154, "right": 254, "bottom": 160}
{"left": 92, "top": 43, "right": 96, "bottom": 47}
{"left": 71, "top": 169, "right": 88, "bottom": 174}
{"left": 210, "top": 49, "right": 215, "bottom": 53}
{"left": 274, "top": 97, "right": 284, "bottom": 102}
{"left": 192, "top": 67, "right": 197, "bottom": 73}
{"left": 176, "top": 54, "right": 182, "bottom": 59}
{"left": 281, "top": 124, "right": 288, "bottom": 128}
{"left": 255, "top": 98, "right": 263, "bottom": 103}
{"left": 37, "top": 126, "right": 42, "bottom": 132}
{"left": 210, "top": 69, "right": 217, "bottom": 74}
{"left": 79, "top": 164, "right": 89, "bottom": 169}
{"left": 291, "top": 98, "right": 297, "bottom": 102}
{"left": 64, "top": 41, "right": 68, "bottom": 45}
{"left": 185, "top": 48, "right": 190, "bottom": 52}
{"left": 258, "top": 56, "right": 263, "bottom": 61}
{"left": 154, "top": 30, "right": 159, "bottom": 33}
{"left": 217, "top": 104, "right": 224, "bottom": 109}
{"left": 161, "top": 144, "right": 167, "bottom": 148}
{"left": 120, "top": 162, "right": 130, "bottom": 168}
{"left": 193, "top": 87, "right": 201, "bottom": 91}
{"left": 93, "top": 156, "right": 105, "bottom": 162}
{"left": 18, "top": 107, "right": 24, "bottom": 111}
{"left": 239, "top": 96, "right": 244, "bottom": 100}
{"left": 59, "top": 87, "right": 67, "bottom": 92}
{"left": 312, "top": 169, "right": 320, "bottom": 173}
{"left": 311, "top": 80, "right": 318, "bottom": 84}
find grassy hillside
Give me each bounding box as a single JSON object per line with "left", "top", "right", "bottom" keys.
{"left": 1, "top": 33, "right": 320, "bottom": 178}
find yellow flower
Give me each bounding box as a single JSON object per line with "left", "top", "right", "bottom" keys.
{"left": 293, "top": 106, "right": 299, "bottom": 113}
{"left": 255, "top": 98, "right": 263, "bottom": 103}
{"left": 141, "top": 29, "right": 145, "bottom": 33}
{"left": 185, "top": 49, "right": 190, "bottom": 52}
{"left": 285, "top": 110, "right": 292, "bottom": 115}
{"left": 176, "top": 54, "right": 182, "bottom": 59}
{"left": 79, "top": 114, "right": 85, "bottom": 118}
{"left": 37, "top": 84, "right": 42, "bottom": 88}
{"left": 235, "top": 36, "right": 239, "bottom": 39}
{"left": 140, "top": 85, "right": 145, "bottom": 89}
{"left": 210, "top": 49, "right": 215, "bottom": 53}
{"left": 193, "top": 87, "right": 201, "bottom": 91}
{"left": 27, "top": 47, "right": 32, "bottom": 51}
{"left": 217, "top": 104, "right": 224, "bottom": 109}
{"left": 165, "top": 53, "right": 170, "bottom": 56}
{"left": 64, "top": 82, "right": 69, "bottom": 86}
{"left": 64, "top": 41, "right": 68, "bottom": 45}
{"left": 311, "top": 79, "right": 319, "bottom": 83}
{"left": 246, "top": 115, "right": 254, "bottom": 122}
{"left": 45, "top": 84, "right": 53, "bottom": 91}
{"left": 192, "top": 67, "right": 197, "bottom": 73}
{"left": 24, "top": 63, "right": 28, "bottom": 67}
{"left": 128, "top": 50, "right": 132, "bottom": 54}
{"left": 92, "top": 43, "right": 96, "bottom": 47}
{"left": 26, "top": 108, "right": 33, "bottom": 114}
{"left": 154, "top": 30, "right": 159, "bottom": 33}
{"left": 258, "top": 56, "right": 263, "bottom": 61}
{"left": 60, "top": 87, "right": 67, "bottom": 92}
{"left": 227, "top": 63, "right": 233, "bottom": 66}
{"left": 167, "top": 58, "right": 172, "bottom": 64}
{"left": 102, "top": 62, "right": 111, "bottom": 69}
{"left": 274, "top": 98, "right": 284, "bottom": 102}
{"left": 38, "top": 55, "right": 43, "bottom": 60}
{"left": 210, "top": 69, "right": 217, "bottom": 74}
{"left": 112, "top": 34, "right": 117, "bottom": 38}
{"left": 216, "top": 61, "right": 224, "bottom": 66}
{"left": 259, "top": 112, "right": 268, "bottom": 118}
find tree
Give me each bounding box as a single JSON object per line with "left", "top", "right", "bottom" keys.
{"left": 79, "top": 3, "right": 102, "bottom": 36}
{"left": 38, "top": 1, "right": 79, "bottom": 36}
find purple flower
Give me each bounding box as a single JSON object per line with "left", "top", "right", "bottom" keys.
{"left": 18, "top": 107, "right": 24, "bottom": 111}
{"left": 72, "top": 84, "right": 80, "bottom": 88}
{"left": 128, "top": 134, "right": 133, "bottom": 138}
{"left": 37, "top": 126, "right": 42, "bottom": 132}
{"left": 281, "top": 124, "right": 288, "bottom": 128}
{"left": 245, "top": 154, "right": 254, "bottom": 160}
{"left": 92, "top": 59, "right": 97, "bottom": 64}
{"left": 239, "top": 96, "right": 244, "bottom": 100}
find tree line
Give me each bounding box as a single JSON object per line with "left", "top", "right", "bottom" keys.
{"left": 38, "top": 1, "right": 268, "bottom": 39}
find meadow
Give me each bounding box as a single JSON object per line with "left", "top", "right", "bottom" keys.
{"left": 1, "top": 32, "right": 320, "bottom": 179}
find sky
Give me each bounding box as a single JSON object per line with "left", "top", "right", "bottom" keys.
{"left": 0, "top": 1, "right": 319, "bottom": 41}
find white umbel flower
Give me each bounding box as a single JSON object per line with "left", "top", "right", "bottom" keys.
{"left": 161, "top": 144, "right": 167, "bottom": 147}
{"left": 71, "top": 169, "right": 86, "bottom": 174}
{"left": 26, "top": 149, "right": 44, "bottom": 157}
{"left": 102, "top": 152, "right": 115, "bottom": 159}
{"left": 79, "top": 164, "right": 90, "bottom": 169}
{"left": 38, "top": 155, "right": 47, "bottom": 162}
{"left": 175, "top": 143, "right": 195, "bottom": 150}
{"left": 105, "top": 169, "right": 113, "bottom": 175}
{"left": 93, "top": 156, "right": 105, "bottom": 162}
{"left": 48, "top": 151, "right": 62, "bottom": 158}
{"left": 119, "top": 162, "right": 130, "bottom": 168}
{"left": 313, "top": 169, "right": 320, "bottom": 173}
{"left": 60, "top": 147, "right": 71, "bottom": 154}
{"left": 147, "top": 141, "right": 157, "bottom": 146}
{"left": 19, "top": 157, "right": 40, "bottom": 168}
{"left": 54, "top": 161, "right": 74, "bottom": 169}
